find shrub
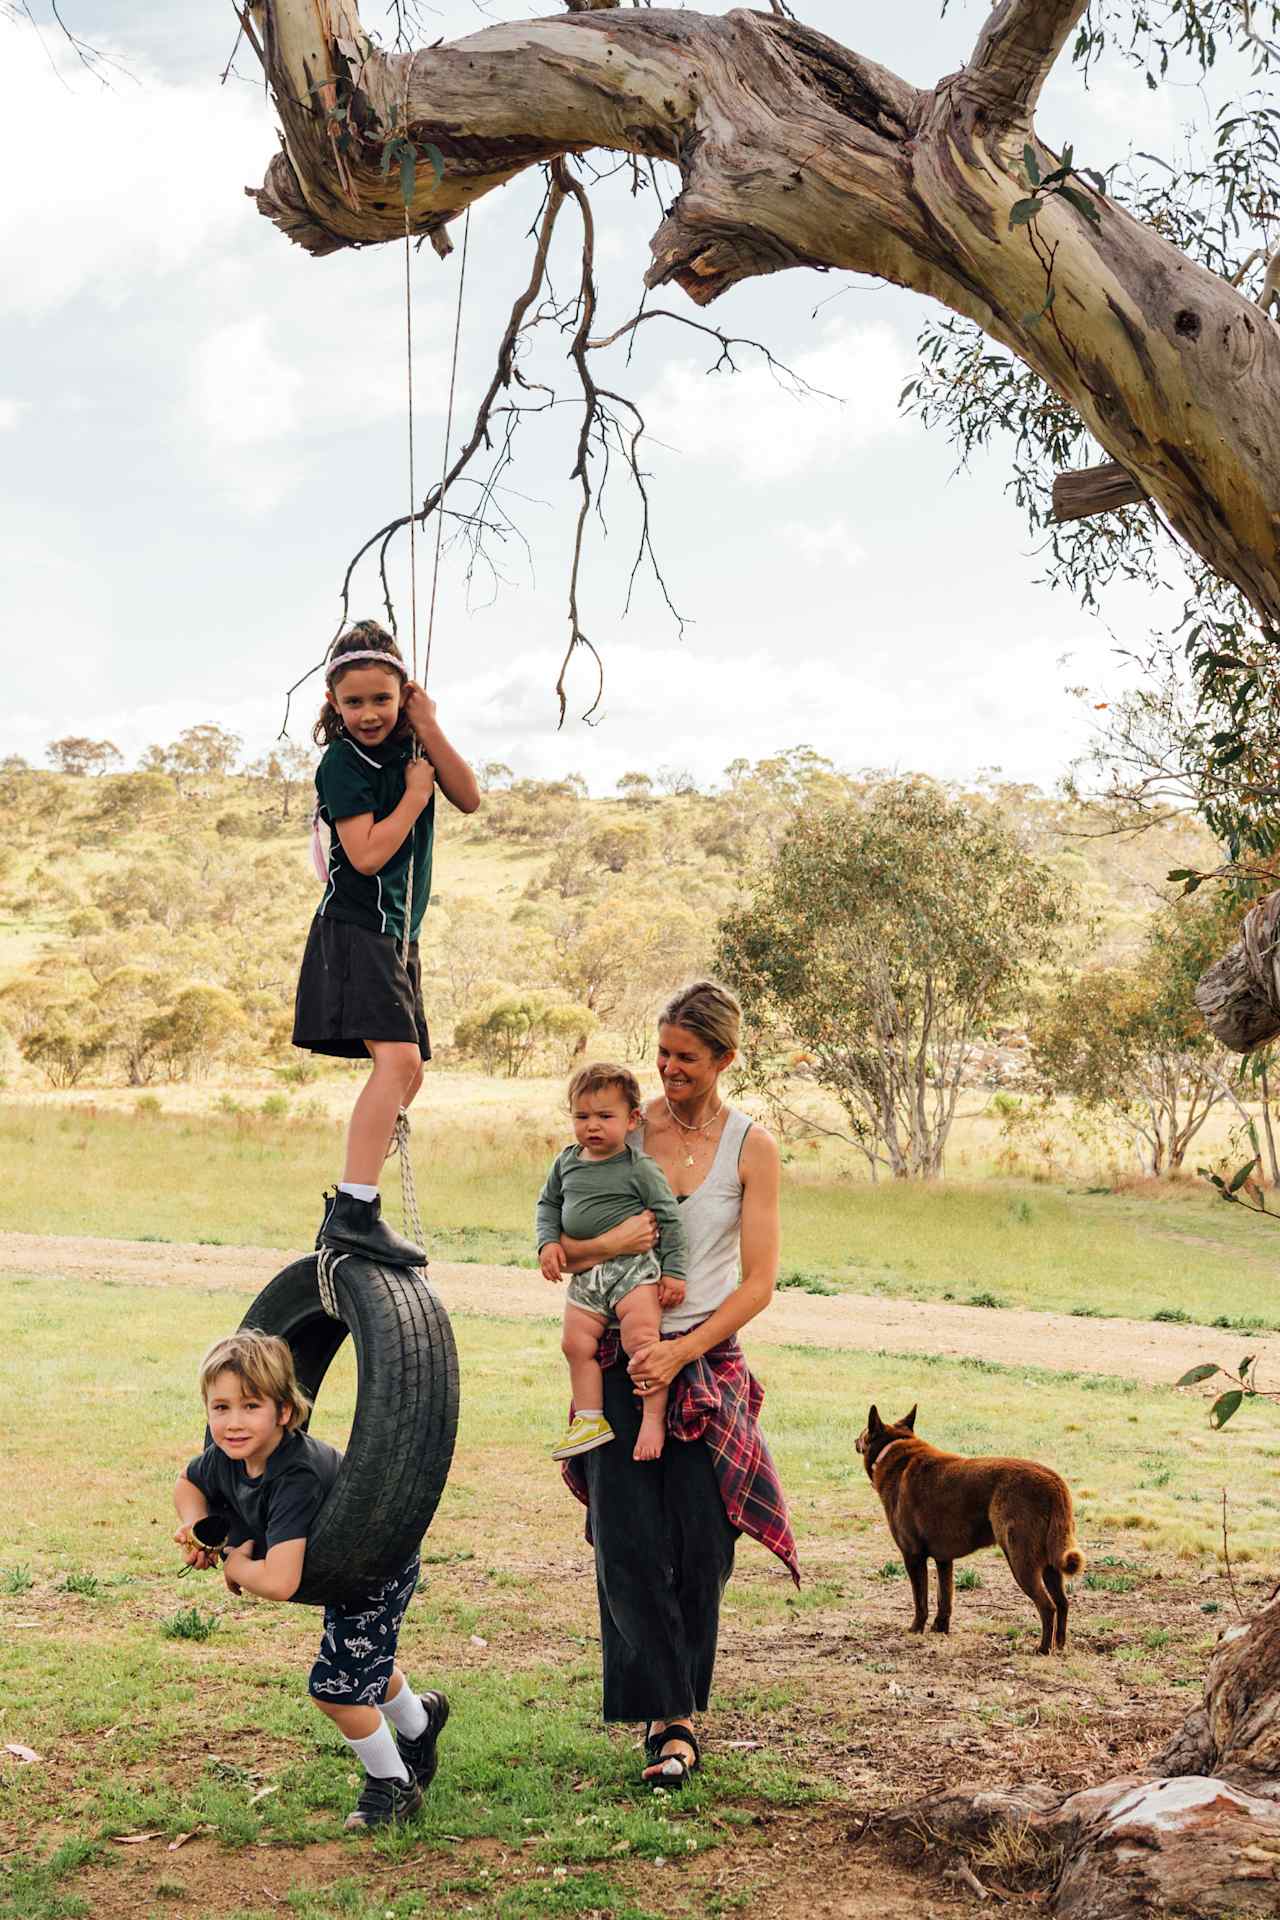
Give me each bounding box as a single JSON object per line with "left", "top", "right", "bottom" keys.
{"left": 161, "top": 1606, "right": 219, "bottom": 1642}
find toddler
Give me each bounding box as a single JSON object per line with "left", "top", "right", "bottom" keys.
{"left": 537, "top": 1063, "right": 687, "bottom": 1463}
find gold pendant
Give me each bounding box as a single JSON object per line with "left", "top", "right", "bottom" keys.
{"left": 684, "top": 1150, "right": 695, "bottom": 1167}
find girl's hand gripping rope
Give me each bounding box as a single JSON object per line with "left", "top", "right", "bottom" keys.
{"left": 405, "top": 757, "right": 435, "bottom": 804}
{"left": 402, "top": 680, "right": 437, "bottom": 740}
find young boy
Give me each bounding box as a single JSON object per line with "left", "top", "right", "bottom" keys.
{"left": 537, "top": 1063, "right": 687, "bottom": 1464}
{"left": 173, "top": 1329, "right": 449, "bottom": 1831}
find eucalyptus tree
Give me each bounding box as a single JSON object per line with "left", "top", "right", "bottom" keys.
{"left": 245, "top": 0, "right": 1280, "bottom": 751}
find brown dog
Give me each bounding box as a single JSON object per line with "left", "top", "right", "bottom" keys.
{"left": 857, "top": 1404, "right": 1085, "bottom": 1654}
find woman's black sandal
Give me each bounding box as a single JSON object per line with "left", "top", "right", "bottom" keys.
{"left": 644, "top": 1721, "right": 701, "bottom": 1788}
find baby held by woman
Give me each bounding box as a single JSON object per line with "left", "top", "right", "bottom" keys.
{"left": 537, "top": 1064, "right": 687, "bottom": 1463}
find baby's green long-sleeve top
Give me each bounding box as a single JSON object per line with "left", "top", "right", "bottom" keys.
{"left": 535, "top": 1141, "right": 688, "bottom": 1279}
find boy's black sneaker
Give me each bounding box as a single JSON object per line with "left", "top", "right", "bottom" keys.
{"left": 397, "top": 1690, "right": 450, "bottom": 1790}
{"left": 343, "top": 1769, "right": 423, "bottom": 1831}
{"left": 317, "top": 1189, "right": 427, "bottom": 1268}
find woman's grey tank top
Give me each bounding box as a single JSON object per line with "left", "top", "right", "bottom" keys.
{"left": 644, "top": 1107, "right": 752, "bottom": 1332}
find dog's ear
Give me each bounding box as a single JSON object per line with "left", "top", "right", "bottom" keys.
{"left": 867, "top": 1405, "right": 882, "bottom": 1435}
{"left": 900, "top": 1404, "right": 917, "bottom": 1432}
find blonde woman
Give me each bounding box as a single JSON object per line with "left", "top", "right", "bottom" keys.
{"left": 559, "top": 981, "right": 798, "bottom": 1787}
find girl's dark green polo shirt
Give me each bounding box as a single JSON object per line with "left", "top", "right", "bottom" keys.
{"left": 315, "top": 733, "right": 434, "bottom": 944}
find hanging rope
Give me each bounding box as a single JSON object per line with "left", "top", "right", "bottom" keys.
{"left": 393, "top": 203, "right": 472, "bottom": 1242}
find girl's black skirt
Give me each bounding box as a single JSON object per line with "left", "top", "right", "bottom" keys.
{"left": 292, "top": 914, "right": 430, "bottom": 1061}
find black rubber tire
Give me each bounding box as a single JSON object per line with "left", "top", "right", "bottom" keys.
{"left": 236, "top": 1254, "right": 459, "bottom": 1607}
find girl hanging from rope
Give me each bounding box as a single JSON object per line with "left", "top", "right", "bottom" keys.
{"left": 294, "top": 619, "right": 480, "bottom": 1264}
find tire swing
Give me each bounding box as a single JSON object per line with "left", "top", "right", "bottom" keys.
{"left": 237, "top": 1252, "right": 460, "bottom": 1607}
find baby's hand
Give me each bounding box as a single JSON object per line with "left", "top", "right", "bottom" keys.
{"left": 540, "top": 1242, "right": 567, "bottom": 1283}
{"left": 657, "top": 1275, "right": 686, "bottom": 1310}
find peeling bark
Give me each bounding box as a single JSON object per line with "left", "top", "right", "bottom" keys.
{"left": 1051, "top": 460, "right": 1146, "bottom": 522}
{"left": 250, "top": 0, "right": 1280, "bottom": 628}
{"left": 881, "top": 1595, "right": 1280, "bottom": 1915}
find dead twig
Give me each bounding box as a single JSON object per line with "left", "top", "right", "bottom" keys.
{"left": 1223, "top": 1487, "right": 1250, "bottom": 1622}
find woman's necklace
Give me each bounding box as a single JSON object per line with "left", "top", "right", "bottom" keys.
{"left": 664, "top": 1096, "right": 724, "bottom": 1168}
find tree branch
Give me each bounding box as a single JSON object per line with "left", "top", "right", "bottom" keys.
{"left": 963, "top": 0, "right": 1091, "bottom": 128}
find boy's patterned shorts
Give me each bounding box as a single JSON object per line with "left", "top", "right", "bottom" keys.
{"left": 307, "top": 1555, "right": 420, "bottom": 1706}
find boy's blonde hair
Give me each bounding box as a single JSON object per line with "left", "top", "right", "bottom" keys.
{"left": 198, "top": 1329, "right": 312, "bottom": 1430}
{"left": 568, "top": 1061, "right": 644, "bottom": 1113}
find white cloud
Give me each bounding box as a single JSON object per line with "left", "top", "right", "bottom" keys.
{"left": 643, "top": 320, "right": 911, "bottom": 480}
{"left": 191, "top": 316, "right": 305, "bottom": 448}
{"left": 0, "top": 399, "right": 23, "bottom": 430}
{"left": 778, "top": 521, "right": 865, "bottom": 569}
{"left": 0, "top": 32, "right": 269, "bottom": 317}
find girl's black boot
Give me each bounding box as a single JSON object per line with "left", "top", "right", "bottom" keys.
{"left": 317, "top": 1189, "right": 426, "bottom": 1268}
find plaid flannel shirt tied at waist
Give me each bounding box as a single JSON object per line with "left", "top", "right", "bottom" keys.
{"left": 561, "top": 1329, "right": 800, "bottom": 1586}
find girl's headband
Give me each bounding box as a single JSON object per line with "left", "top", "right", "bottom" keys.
{"left": 325, "top": 648, "right": 408, "bottom": 682}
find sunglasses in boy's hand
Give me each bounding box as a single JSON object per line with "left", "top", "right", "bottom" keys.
{"left": 178, "top": 1512, "right": 231, "bottom": 1575}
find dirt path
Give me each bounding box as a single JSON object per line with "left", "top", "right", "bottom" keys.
{"left": 1, "top": 1230, "right": 1260, "bottom": 1387}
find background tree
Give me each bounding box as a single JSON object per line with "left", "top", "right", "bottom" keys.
{"left": 453, "top": 992, "right": 596, "bottom": 1077}
{"left": 616, "top": 772, "right": 654, "bottom": 807}
{"left": 719, "top": 779, "right": 1073, "bottom": 1179}
{"left": 246, "top": 743, "right": 314, "bottom": 822}
{"left": 1031, "top": 899, "right": 1247, "bottom": 1175}
{"left": 19, "top": 1008, "right": 110, "bottom": 1088}
{"left": 141, "top": 985, "right": 246, "bottom": 1081}
{"left": 47, "top": 737, "right": 122, "bottom": 777}
{"left": 141, "top": 724, "right": 242, "bottom": 792}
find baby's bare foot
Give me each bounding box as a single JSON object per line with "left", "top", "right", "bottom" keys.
{"left": 634, "top": 1421, "right": 666, "bottom": 1462}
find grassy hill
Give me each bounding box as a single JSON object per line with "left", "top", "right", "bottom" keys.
{"left": 0, "top": 751, "right": 1220, "bottom": 1106}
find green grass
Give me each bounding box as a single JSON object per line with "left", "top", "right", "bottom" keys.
{"left": 2, "top": 1262, "right": 1276, "bottom": 1917}
{"left": 4, "top": 1101, "right": 1278, "bottom": 1326}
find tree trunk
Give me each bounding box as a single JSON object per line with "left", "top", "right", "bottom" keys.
{"left": 878, "top": 1592, "right": 1280, "bottom": 1915}
{"left": 1261, "top": 1064, "right": 1279, "bottom": 1186}
{"left": 252, "top": 0, "right": 1280, "bottom": 626}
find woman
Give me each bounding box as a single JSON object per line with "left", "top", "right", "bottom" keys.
{"left": 559, "top": 980, "right": 798, "bottom": 1787}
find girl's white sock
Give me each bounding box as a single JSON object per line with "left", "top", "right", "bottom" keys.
{"left": 338, "top": 1182, "right": 379, "bottom": 1203}
{"left": 575, "top": 1409, "right": 603, "bottom": 1422}
{"left": 344, "top": 1720, "right": 409, "bottom": 1782}
{"left": 382, "top": 1684, "right": 429, "bottom": 1739}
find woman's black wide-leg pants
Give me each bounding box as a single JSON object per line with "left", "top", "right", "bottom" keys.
{"left": 582, "top": 1359, "right": 739, "bottom": 1722}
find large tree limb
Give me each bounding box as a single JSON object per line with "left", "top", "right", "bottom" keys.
{"left": 249, "top": 2, "right": 1280, "bottom": 628}
{"left": 962, "top": 0, "right": 1091, "bottom": 130}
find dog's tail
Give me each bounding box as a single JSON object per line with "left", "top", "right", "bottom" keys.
{"left": 1048, "top": 1497, "right": 1086, "bottom": 1578}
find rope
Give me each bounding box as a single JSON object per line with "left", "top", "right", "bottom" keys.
{"left": 392, "top": 203, "right": 471, "bottom": 1248}
{"left": 393, "top": 1108, "right": 426, "bottom": 1252}
{"left": 317, "top": 1245, "right": 347, "bottom": 1321}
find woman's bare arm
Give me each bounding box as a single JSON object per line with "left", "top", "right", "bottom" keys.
{"left": 628, "top": 1127, "right": 780, "bottom": 1389}
{"left": 561, "top": 1210, "right": 658, "bottom": 1273}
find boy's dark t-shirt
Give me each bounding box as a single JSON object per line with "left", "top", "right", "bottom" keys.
{"left": 315, "top": 733, "right": 434, "bottom": 944}
{"left": 185, "top": 1428, "right": 342, "bottom": 1558}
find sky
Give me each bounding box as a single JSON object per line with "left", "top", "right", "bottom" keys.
{"left": 0, "top": 0, "right": 1214, "bottom": 792}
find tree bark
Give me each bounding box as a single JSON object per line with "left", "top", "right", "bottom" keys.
{"left": 878, "top": 1593, "right": 1280, "bottom": 1915}
{"left": 1196, "top": 892, "right": 1280, "bottom": 1053}
{"left": 251, "top": 0, "right": 1280, "bottom": 626}
{"left": 1051, "top": 461, "right": 1147, "bottom": 521}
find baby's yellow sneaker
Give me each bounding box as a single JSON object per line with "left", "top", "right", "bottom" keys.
{"left": 551, "top": 1414, "right": 615, "bottom": 1460}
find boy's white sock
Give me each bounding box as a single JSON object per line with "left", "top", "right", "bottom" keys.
{"left": 382, "top": 1684, "right": 429, "bottom": 1739}
{"left": 338, "top": 1182, "right": 379, "bottom": 1203}
{"left": 343, "top": 1720, "right": 409, "bottom": 1782}
{"left": 575, "top": 1409, "right": 603, "bottom": 1422}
